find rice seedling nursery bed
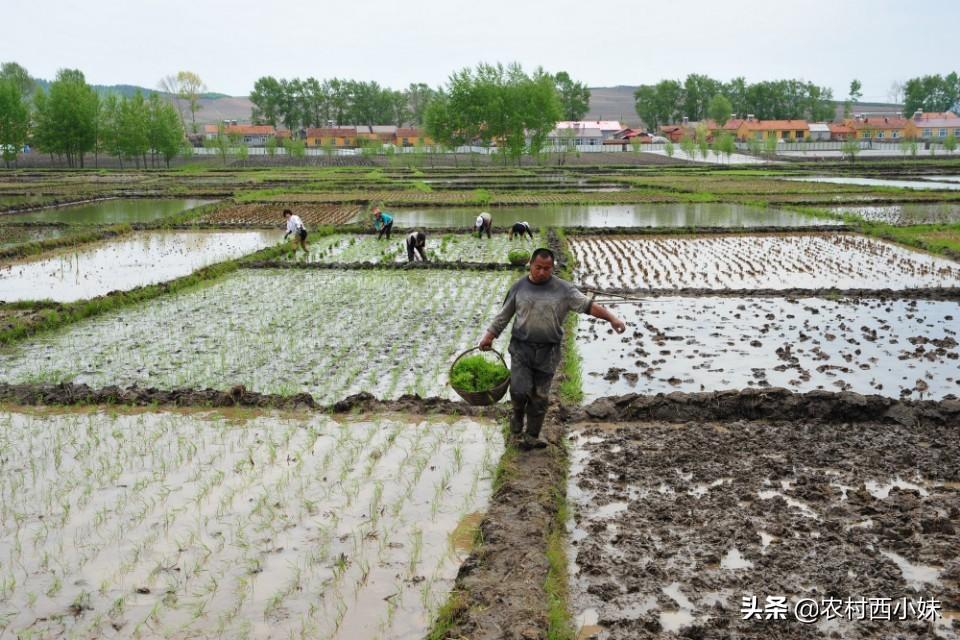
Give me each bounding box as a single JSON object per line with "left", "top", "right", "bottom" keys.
{"left": 577, "top": 296, "right": 960, "bottom": 400}
{"left": 0, "top": 270, "right": 514, "bottom": 400}
{"left": 0, "top": 230, "right": 283, "bottom": 303}
{"left": 567, "top": 420, "right": 960, "bottom": 640}
{"left": 285, "top": 232, "right": 544, "bottom": 264}
{"left": 199, "top": 203, "right": 361, "bottom": 226}
{"left": 570, "top": 233, "right": 960, "bottom": 290}
{"left": 0, "top": 406, "right": 503, "bottom": 639}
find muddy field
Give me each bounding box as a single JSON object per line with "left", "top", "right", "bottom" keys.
{"left": 0, "top": 229, "right": 282, "bottom": 302}
{"left": 577, "top": 297, "right": 960, "bottom": 400}
{"left": 570, "top": 233, "right": 960, "bottom": 290}
{"left": 567, "top": 419, "right": 960, "bottom": 639}
{"left": 0, "top": 406, "right": 502, "bottom": 639}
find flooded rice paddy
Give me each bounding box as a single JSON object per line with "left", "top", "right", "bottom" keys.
{"left": 827, "top": 203, "right": 960, "bottom": 225}
{"left": 0, "top": 225, "right": 76, "bottom": 250}
{"left": 786, "top": 176, "right": 960, "bottom": 191}
{"left": 1, "top": 199, "right": 215, "bottom": 225}
{"left": 0, "top": 407, "right": 502, "bottom": 639}
{"left": 374, "top": 203, "right": 837, "bottom": 229}
{"left": 0, "top": 230, "right": 281, "bottom": 302}
{"left": 567, "top": 420, "right": 960, "bottom": 640}
{"left": 570, "top": 233, "right": 960, "bottom": 290}
{"left": 576, "top": 297, "right": 959, "bottom": 400}
{"left": 0, "top": 270, "right": 514, "bottom": 400}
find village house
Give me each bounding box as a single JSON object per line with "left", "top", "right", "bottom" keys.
{"left": 848, "top": 115, "right": 918, "bottom": 141}
{"left": 396, "top": 127, "right": 433, "bottom": 147}
{"left": 807, "top": 123, "right": 831, "bottom": 141}
{"left": 912, "top": 111, "right": 960, "bottom": 141}
{"left": 202, "top": 123, "right": 277, "bottom": 146}
{"left": 731, "top": 118, "right": 809, "bottom": 142}
{"left": 305, "top": 127, "right": 357, "bottom": 148}
{"left": 829, "top": 123, "right": 856, "bottom": 141}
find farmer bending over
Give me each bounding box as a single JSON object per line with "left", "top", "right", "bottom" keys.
{"left": 475, "top": 211, "right": 492, "bottom": 239}
{"left": 283, "top": 209, "right": 309, "bottom": 253}
{"left": 406, "top": 231, "right": 427, "bottom": 262}
{"left": 509, "top": 221, "right": 534, "bottom": 240}
{"left": 373, "top": 206, "right": 394, "bottom": 240}
{"left": 479, "top": 248, "right": 626, "bottom": 450}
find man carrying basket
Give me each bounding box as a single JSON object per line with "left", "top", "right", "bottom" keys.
{"left": 478, "top": 248, "right": 626, "bottom": 450}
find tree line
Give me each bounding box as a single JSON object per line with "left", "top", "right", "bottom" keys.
{"left": 902, "top": 72, "right": 960, "bottom": 117}
{"left": 248, "top": 71, "right": 589, "bottom": 132}
{"left": 634, "top": 74, "right": 838, "bottom": 129}
{"left": 0, "top": 62, "right": 186, "bottom": 168}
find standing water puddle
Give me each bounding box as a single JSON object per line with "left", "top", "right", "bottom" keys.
{"left": 0, "top": 229, "right": 281, "bottom": 302}
{"left": 879, "top": 550, "right": 942, "bottom": 590}
{"left": 3, "top": 198, "right": 215, "bottom": 224}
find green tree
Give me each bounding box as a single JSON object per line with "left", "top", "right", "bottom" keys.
{"left": 32, "top": 68, "right": 99, "bottom": 167}
{"left": 146, "top": 93, "right": 184, "bottom": 168}
{"left": 177, "top": 71, "right": 205, "bottom": 135}
{"left": 250, "top": 76, "right": 285, "bottom": 127}
{"left": 664, "top": 140, "right": 674, "bottom": 158}
{"left": 746, "top": 136, "right": 761, "bottom": 155}
{"left": 0, "top": 77, "right": 29, "bottom": 167}
{"left": 715, "top": 132, "right": 735, "bottom": 163}
{"left": 763, "top": 134, "right": 778, "bottom": 157}
{"left": 426, "top": 63, "right": 561, "bottom": 166}
{"left": 404, "top": 83, "right": 435, "bottom": 126}
{"left": 844, "top": 79, "right": 862, "bottom": 119}
{"left": 899, "top": 137, "right": 918, "bottom": 159}
{"left": 265, "top": 135, "right": 278, "bottom": 157}
{"left": 683, "top": 73, "right": 721, "bottom": 121}
{"left": 707, "top": 94, "right": 732, "bottom": 125}
{"left": 841, "top": 137, "right": 861, "bottom": 163}
{"left": 283, "top": 136, "right": 306, "bottom": 159}
{"left": 944, "top": 133, "right": 958, "bottom": 155}
{"left": 1, "top": 62, "right": 34, "bottom": 96}
{"left": 903, "top": 72, "right": 960, "bottom": 115}
{"left": 679, "top": 135, "right": 695, "bottom": 159}
{"left": 118, "top": 91, "right": 150, "bottom": 168}
{"left": 634, "top": 80, "right": 683, "bottom": 130}
{"left": 554, "top": 71, "right": 590, "bottom": 120}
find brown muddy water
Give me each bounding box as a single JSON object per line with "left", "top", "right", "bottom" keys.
{"left": 0, "top": 406, "right": 503, "bottom": 639}
{"left": 567, "top": 420, "right": 960, "bottom": 639}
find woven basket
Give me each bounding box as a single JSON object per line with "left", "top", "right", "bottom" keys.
{"left": 449, "top": 347, "right": 510, "bottom": 406}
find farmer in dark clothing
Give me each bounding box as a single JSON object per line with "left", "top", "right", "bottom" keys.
{"left": 406, "top": 231, "right": 427, "bottom": 262}
{"left": 373, "top": 206, "right": 394, "bottom": 240}
{"left": 478, "top": 248, "right": 626, "bottom": 450}
{"left": 509, "top": 221, "right": 534, "bottom": 240}
{"left": 475, "top": 212, "right": 492, "bottom": 239}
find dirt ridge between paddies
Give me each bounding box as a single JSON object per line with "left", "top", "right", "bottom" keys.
{"left": 0, "top": 224, "right": 132, "bottom": 261}
{"left": 560, "top": 387, "right": 960, "bottom": 427}
{"left": 0, "top": 384, "right": 507, "bottom": 417}
{"left": 582, "top": 286, "right": 960, "bottom": 300}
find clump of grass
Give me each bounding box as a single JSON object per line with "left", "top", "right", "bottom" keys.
{"left": 450, "top": 355, "right": 509, "bottom": 393}
{"left": 507, "top": 248, "right": 530, "bottom": 265}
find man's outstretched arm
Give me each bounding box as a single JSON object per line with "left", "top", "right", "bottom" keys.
{"left": 588, "top": 302, "right": 626, "bottom": 333}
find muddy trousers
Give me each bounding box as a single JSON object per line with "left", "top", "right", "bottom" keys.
{"left": 508, "top": 339, "right": 561, "bottom": 438}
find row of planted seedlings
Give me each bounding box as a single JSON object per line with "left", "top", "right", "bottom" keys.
{"left": 0, "top": 211, "right": 522, "bottom": 637}
{"left": 0, "top": 406, "right": 505, "bottom": 638}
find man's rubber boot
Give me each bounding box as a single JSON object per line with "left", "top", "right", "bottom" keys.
{"left": 521, "top": 412, "right": 547, "bottom": 450}
{"left": 509, "top": 397, "right": 527, "bottom": 443}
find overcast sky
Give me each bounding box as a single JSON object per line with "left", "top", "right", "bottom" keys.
{"left": 4, "top": 0, "right": 957, "bottom": 101}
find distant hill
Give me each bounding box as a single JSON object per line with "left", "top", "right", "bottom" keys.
{"left": 30, "top": 78, "right": 230, "bottom": 100}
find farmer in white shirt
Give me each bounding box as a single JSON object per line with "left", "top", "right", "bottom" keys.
{"left": 475, "top": 211, "right": 492, "bottom": 239}
{"left": 283, "top": 209, "right": 309, "bottom": 253}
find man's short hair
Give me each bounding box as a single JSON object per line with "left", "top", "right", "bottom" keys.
{"left": 283, "top": 209, "right": 292, "bottom": 216}
{"left": 531, "top": 248, "right": 555, "bottom": 264}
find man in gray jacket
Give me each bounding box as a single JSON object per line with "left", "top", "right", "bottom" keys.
{"left": 478, "top": 248, "right": 625, "bottom": 449}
